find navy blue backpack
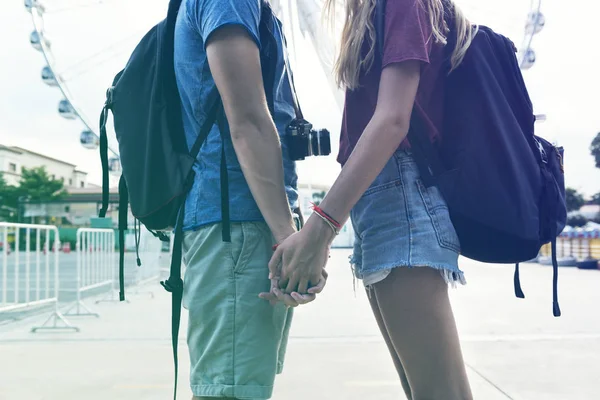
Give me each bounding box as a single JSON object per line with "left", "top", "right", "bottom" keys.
{"left": 376, "top": 1, "right": 567, "bottom": 316}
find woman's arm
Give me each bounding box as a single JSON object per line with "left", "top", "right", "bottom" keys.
{"left": 318, "top": 59, "right": 421, "bottom": 225}
{"left": 269, "top": 60, "right": 423, "bottom": 295}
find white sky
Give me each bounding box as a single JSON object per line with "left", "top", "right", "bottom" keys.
{"left": 1, "top": 0, "right": 599, "bottom": 196}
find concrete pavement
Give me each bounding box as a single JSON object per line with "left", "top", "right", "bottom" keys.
{"left": 1, "top": 249, "right": 599, "bottom": 399}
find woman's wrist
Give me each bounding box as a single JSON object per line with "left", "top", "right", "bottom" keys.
{"left": 306, "top": 213, "right": 337, "bottom": 245}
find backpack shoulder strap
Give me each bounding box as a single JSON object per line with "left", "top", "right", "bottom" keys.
{"left": 189, "top": 90, "right": 222, "bottom": 160}
{"left": 98, "top": 100, "right": 111, "bottom": 218}
{"left": 376, "top": 0, "right": 387, "bottom": 58}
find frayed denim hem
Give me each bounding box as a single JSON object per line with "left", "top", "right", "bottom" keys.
{"left": 352, "top": 259, "right": 467, "bottom": 290}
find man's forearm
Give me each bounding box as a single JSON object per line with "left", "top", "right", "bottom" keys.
{"left": 204, "top": 25, "right": 295, "bottom": 242}
{"left": 230, "top": 119, "right": 295, "bottom": 243}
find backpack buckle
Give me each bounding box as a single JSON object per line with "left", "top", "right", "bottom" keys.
{"left": 149, "top": 229, "right": 170, "bottom": 242}
{"left": 105, "top": 87, "right": 114, "bottom": 107}
{"left": 556, "top": 150, "right": 564, "bottom": 173}
{"left": 534, "top": 138, "right": 548, "bottom": 164}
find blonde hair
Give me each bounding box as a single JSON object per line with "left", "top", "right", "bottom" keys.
{"left": 324, "top": 0, "right": 476, "bottom": 90}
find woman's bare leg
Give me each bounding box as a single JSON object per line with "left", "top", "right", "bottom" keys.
{"left": 372, "top": 267, "right": 472, "bottom": 400}
{"left": 367, "top": 287, "right": 413, "bottom": 399}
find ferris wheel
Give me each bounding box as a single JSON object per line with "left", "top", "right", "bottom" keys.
{"left": 456, "top": 0, "right": 545, "bottom": 70}
{"left": 23, "top": 0, "right": 166, "bottom": 177}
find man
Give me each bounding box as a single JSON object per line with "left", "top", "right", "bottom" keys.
{"left": 173, "top": 1, "right": 323, "bottom": 399}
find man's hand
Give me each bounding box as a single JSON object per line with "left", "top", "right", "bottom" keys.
{"left": 259, "top": 270, "right": 328, "bottom": 307}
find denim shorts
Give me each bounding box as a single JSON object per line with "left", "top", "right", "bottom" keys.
{"left": 350, "top": 150, "right": 466, "bottom": 287}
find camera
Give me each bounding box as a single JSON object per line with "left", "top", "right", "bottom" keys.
{"left": 285, "top": 119, "right": 331, "bottom": 161}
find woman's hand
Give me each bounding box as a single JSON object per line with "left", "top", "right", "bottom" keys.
{"left": 270, "top": 216, "right": 335, "bottom": 295}
{"left": 258, "top": 215, "right": 334, "bottom": 307}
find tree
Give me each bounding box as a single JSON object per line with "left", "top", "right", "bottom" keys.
{"left": 567, "top": 214, "right": 588, "bottom": 227}
{"left": 10, "top": 167, "right": 67, "bottom": 223}
{"left": 0, "top": 173, "right": 10, "bottom": 201}
{"left": 566, "top": 188, "right": 585, "bottom": 212}
{"left": 0, "top": 173, "right": 18, "bottom": 221}
{"left": 312, "top": 190, "right": 326, "bottom": 206}
{"left": 591, "top": 132, "right": 600, "bottom": 169}
{"left": 591, "top": 193, "right": 600, "bottom": 224}
{"left": 17, "top": 167, "right": 67, "bottom": 203}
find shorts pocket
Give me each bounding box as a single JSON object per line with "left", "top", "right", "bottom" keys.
{"left": 228, "top": 222, "right": 266, "bottom": 274}
{"left": 362, "top": 179, "right": 402, "bottom": 197}
{"left": 416, "top": 180, "right": 461, "bottom": 253}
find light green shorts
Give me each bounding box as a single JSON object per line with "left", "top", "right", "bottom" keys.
{"left": 182, "top": 222, "right": 293, "bottom": 399}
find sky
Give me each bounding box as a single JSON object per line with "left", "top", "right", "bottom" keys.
{"left": 0, "top": 0, "right": 599, "bottom": 196}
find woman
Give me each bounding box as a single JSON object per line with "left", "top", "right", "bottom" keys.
{"left": 262, "top": 0, "right": 476, "bottom": 398}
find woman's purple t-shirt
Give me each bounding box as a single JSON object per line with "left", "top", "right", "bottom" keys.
{"left": 337, "top": 0, "right": 445, "bottom": 165}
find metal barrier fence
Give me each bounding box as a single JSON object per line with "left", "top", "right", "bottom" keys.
{"left": 0, "top": 222, "right": 77, "bottom": 332}
{"left": 64, "top": 228, "right": 116, "bottom": 317}
{"left": 540, "top": 238, "right": 600, "bottom": 261}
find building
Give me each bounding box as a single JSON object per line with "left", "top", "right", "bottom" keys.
{"left": 297, "top": 182, "right": 355, "bottom": 248}
{"left": 22, "top": 186, "right": 119, "bottom": 227}
{"left": 0, "top": 144, "right": 88, "bottom": 188}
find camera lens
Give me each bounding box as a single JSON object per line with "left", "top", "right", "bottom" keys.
{"left": 285, "top": 120, "right": 330, "bottom": 161}
{"left": 321, "top": 129, "right": 331, "bottom": 156}
{"left": 311, "top": 129, "right": 331, "bottom": 156}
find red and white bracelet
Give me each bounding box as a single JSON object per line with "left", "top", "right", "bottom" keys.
{"left": 311, "top": 203, "right": 341, "bottom": 236}
{"left": 271, "top": 206, "right": 341, "bottom": 250}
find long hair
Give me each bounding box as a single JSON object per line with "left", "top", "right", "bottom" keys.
{"left": 324, "top": 0, "right": 476, "bottom": 90}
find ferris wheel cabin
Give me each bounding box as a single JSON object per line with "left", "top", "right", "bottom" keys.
{"left": 29, "top": 31, "right": 50, "bottom": 51}
{"left": 24, "top": 0, "right": 45, "bottom": 14}
{"left": 80, "top": 130, "right": 99, "bottom": 150}
{"left": 58, "top": 99, "right": 77, "bottom": 120}
{"left": 526, "top": 11, "right": 546, "bottom": 34}
{"left": 41, "top": 66, "right": 58, "bottom": 86}
{"left": 108, "top": 158, "right": 121, "bottom": 174}
{"left": 521, "top": 49, "right": 537, "bottom": 70}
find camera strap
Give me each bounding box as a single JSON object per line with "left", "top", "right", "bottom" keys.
{"left": 278, "top": 20, "right": 304, "bottom": 121}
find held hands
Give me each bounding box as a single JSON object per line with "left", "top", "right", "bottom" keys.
{"left": 259, "top": 268, "right": 328, "bottom": 307}
{"left": 259, "top": 215, "right": 336, "bottom": 307}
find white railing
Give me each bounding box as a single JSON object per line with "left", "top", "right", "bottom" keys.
{"left": 64, "top": 228, "right": 116, "bottom": 316}
{"left": 0, "top": 222, "right": 77, "bottom": 332}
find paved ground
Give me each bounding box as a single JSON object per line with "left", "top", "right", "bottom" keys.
{"left": 1, "top": 249, "right": 599, "bottom": 400}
